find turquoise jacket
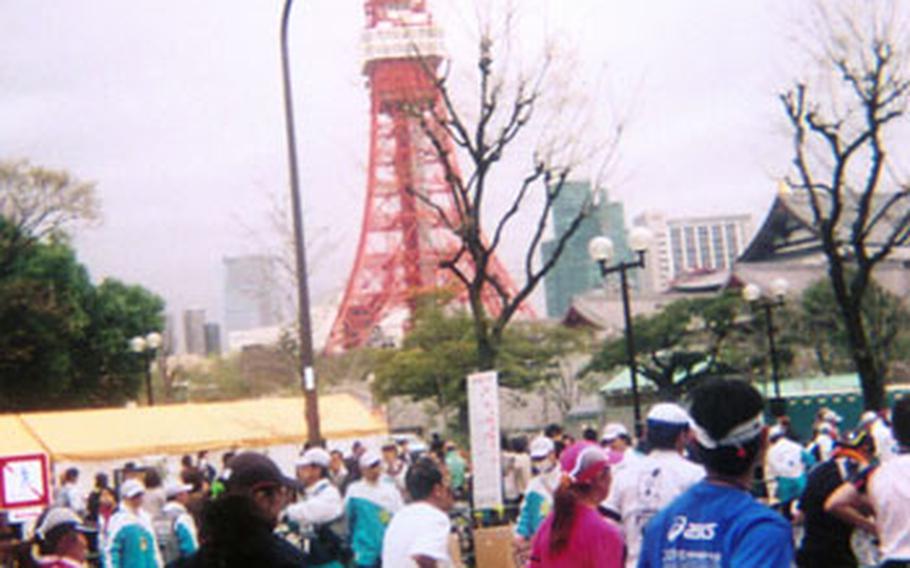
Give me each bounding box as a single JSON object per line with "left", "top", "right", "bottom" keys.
{"left": 103, "top": 507, "right": 161, "bottom": 568}
{"left": 515, "top": 469, "right": 560, "bottom": 539}
{"left": 344, "top": 480, "right": 403, "bottom": 566}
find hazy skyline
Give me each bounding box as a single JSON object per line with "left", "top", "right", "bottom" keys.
{"left": 2, "top": 1, "right": 846, "bottom": 339}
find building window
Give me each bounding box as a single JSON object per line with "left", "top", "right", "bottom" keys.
{"left": 697, "top": 226, "right": 711, "bottom": 268}
{"left": 670, "top": 227, "right": 684, "bottom": 277}
{"left": 711, "top": 225, "right": 726, "bottom": 269}
{"left": 725, "top": 223, "right": 739, "bottom": 266}
{"left": 684, "top": 226, "right": 697, "bottom": 270}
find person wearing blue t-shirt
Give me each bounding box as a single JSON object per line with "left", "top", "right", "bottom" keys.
{"left": 638, "top": 378, "right": 793, "bottom": 568}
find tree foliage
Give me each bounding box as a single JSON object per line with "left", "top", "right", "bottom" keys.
{"left": 0, "top": 159, "right": 100, "bottom": 274}
{"left": 780, "top": 3, "right": 910, "bottom": 409}
{"left": 798, "top": 276, "right": 910, "bottom": 378}
{"left": 371, "top": 297, "right": 585, "bottom": 433}
{"left": 0, "top": 160, "right": 163, "bottom": 410}
{"left": 586, "top": 292, "right": 753, "bottom": 400}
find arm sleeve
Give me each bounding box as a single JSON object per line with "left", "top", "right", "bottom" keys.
{"left": 285, "top": 486, "right": 344, "bottom": 525}
{"left": 176, "top": 516, "right": 199, "bottom": 556}
{"left": 515, "top": 492, "right": 542, "bottom": 538}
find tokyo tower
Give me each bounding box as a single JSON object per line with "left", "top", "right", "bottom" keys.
{"left": 325, "top": 0, "right": 527, "bottom": 353}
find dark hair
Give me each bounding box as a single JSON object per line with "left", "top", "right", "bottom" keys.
{"left": 94, "top": 472, "right": 109, "bottom": 488}
{"left": 582, "top": 428, "right": 598, "bottom": 442}
{"left": 689, "top": 378, "right": 764, "bottom": 477}
{"left": 893, "top": 397, "right": 910, "bottom": 446}
{"left": 646, "top": 423, "right": 688, "bottom": 450}
{"left": 144, "top": 469, "right": 162, "bottom": 489}
{"left": 181, "top": 455, "right": 193, "bottom": 468}
{"left": 39, "top": 524, "right": 75, "bottom": 555}
{"left": 222, "top": 451, "right": 236, "bottom": 466}
{"left": 511, "top": 436, "right": 529, "bottom": 453}
{"left": 549, "top": 477, "right": 600, "bottom": 554}
{"left": 545, "top": 423, "right": 563, "bottom": 438}
{"left": 405, "top": 457, "right": 444, "bottom": 501}
{"left": 63, "top": 467, "right": 79, "bottom": 482}
{"left": 182, "top": 468, "right": 205, "bottom": 493}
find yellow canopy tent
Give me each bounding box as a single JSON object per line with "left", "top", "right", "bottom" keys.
{"left": 6, "top": 394, "right": 386, "bottom": 462}
{"left": 0, "top": 416, "right": 47, "bottom": 457}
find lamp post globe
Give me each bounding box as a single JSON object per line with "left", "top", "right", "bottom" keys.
{"left": 742, "top": 283, "right": 762, "bottom": 303}
{"left": 628, "top": 226, "right": 652, "bottom": 253}
{"left": 588, "top": 236, "right": 614, "bottom": 263}
{"left": 129, "top": 336, "right": 147, "bottom": 353}
{"left": 146, "top": 331, "right": 163, "bottom": 350}
{"left": 770, "top": 277, "right": 789, "bottom": 299}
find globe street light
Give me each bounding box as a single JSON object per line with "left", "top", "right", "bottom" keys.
{"left": 130, "top": 331, "right": 162, "bottom": 406}
{"left": 742, "top": 278, "right": 789, "bottom": 417}
{"left": 589, "top": 227, "right": 652, "bottom": 438}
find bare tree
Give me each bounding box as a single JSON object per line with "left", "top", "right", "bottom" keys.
{"left": 410, "top": 7, "right": 623, "bottom": 369}
{"left": 0, "top": 159, "right": 100, "bottom": 272}
{"left": 780, "top": 3, "right": 910, "bottom": 410}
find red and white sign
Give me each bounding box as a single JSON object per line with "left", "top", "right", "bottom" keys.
{"left": 467, "top": 371, "right": 502, "bottom": 511}
{"left": 0, "top": 453, "right": 50, "bottom": 510}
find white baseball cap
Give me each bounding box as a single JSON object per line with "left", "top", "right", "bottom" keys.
{"left": 358, "top": 450, "right": 382, "bottom": 470}
{"left": 601, "top": 422, "right": 629, "bottom": 442}
{"left": 36, "top": 508, "right": 94, "bottom": 540}
{"left": 647, "top": 403, "right": 691, "bottom": 426}
{"left": 529, "top": 436, "right": 555, "bottom": 459}
{"left": 165, "top": 480, "right": 194, "bottom": 499}
{"left": 296, "top": 447, "right": 331, "bottom": 468}
{"left": 120, "top": 478, "right": 145, "bottom": 499}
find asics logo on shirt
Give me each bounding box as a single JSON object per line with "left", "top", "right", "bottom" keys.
{"left": 666, "top": 516, "right": 717, "bottom": 543}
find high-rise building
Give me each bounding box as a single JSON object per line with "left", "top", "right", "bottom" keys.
{"left": 224, "top": 255, "right": 286, "bottom": 336}
{"left": 204, "top": 323, "right": 222, "bottom": 356}
{"left": 541, "top": 181, "right": 634, "bottom": 319}
{"left": 633, "top": 212, "right": 753, "bottom": 292}
{"left": 183, "top": 308, "right": 207, "bottom": 356}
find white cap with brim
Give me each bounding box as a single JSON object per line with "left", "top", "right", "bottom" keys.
{"left": 601, "top": 422, "right": 629, "bottom": 442}
{"left": 359, "top": 450, "right": 382, "bottom": 470}
{"left": 165, "top": 481, "right": 194, "bottom": 499}
{"left": 36, "top": 508, "right": 95, "bottom": 540}
{"left": 647, "top": 403, "right": 691, "bottom": 426}
{"left": 120, "top": 478, "right": 145, "bottom": 499}
{"left": 296, "top": 448, "right": 331, "bottom": 468}
{"left": 529, "top": 436, "right": 555, "bottom": 459}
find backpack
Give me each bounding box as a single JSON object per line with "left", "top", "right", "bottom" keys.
{"left": 154, "top": 515, "right": 180, "bottom": 566}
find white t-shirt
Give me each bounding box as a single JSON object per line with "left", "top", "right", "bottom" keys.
{"left": 872, "top": 418, "right": 897, "bottom": 462}
{"left": 867, "top": 453, "right": 910, "bottom": 561}
{"left": 766, "top": 437, "right": 807, "bottom": 479}
{"left": 382, "top": 502, "right": 451, "bottom": 567}
{"left": 602, "top": 449, "right": 705, "bottom": 568}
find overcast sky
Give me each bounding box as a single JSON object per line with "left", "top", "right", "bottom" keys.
{"left": 1, "top": 0, "right": 862, "bottom": 337}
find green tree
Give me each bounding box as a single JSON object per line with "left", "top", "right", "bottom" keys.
{"left": 586, "top": 293, "right": 749, "bottom": 400}
{"left": 799, "top": 277, "right": 910, "bottom": 379}
{"left": 0, "top": 220, "right": 164, "bottom": 410}
{"left": 372, "top": 298, "right": 576, "bottom": 433}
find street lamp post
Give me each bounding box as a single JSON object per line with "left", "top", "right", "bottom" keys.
{"left": 589, "top": 227, "right": 652, "bottom": 439}
{"left": 280, "top": 0, "right": 321, "bottom": 443}
{"left": 130, "top": 332, "right": 162, "bottom": 406}
{"left": 742, "top": 278, "right": 789, "bottom": 417}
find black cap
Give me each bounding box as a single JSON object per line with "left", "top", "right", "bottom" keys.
{"left": 222, "top": 452, "right": 303, "bottom": 493}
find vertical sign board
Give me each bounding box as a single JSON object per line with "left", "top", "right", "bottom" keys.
{"left": 467, "top": 370, "right": 502, "bottom": 511}
{"left": 0, "top": 453, "right": 50, "bottom": 512}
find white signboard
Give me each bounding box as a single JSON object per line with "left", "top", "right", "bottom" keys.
{"left": 0, "top": 454, "right": 49, "bottom": 510}
{"left": 467, "top": 370, "right": 502, "bottom": 511}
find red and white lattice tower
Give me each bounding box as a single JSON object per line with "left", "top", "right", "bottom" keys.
{"left": 325, "top": 0, "right": 528, "bottom": 353}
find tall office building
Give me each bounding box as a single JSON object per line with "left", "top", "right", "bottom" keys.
{"left": 541, "top": 181, "right": 634, "bottom": 318}
{"left": 224, "top": 255, "right": 286, "bottom": 335}
{"left": 204, "top": 323, "right": 222, "bottom": 356}
{"left": 633, "top": 212, "right": 753, "bottom": 292}
{"left": 183, "top": 308, "right": 207, "bottom": 356}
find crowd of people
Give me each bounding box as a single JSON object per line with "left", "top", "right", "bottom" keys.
{"left": 10, "top": 377, "right": 910, "bottom": 567}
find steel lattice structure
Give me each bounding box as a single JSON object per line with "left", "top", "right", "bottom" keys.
{"left": 325, "top": 0, "right": 527, "bottom": 353}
